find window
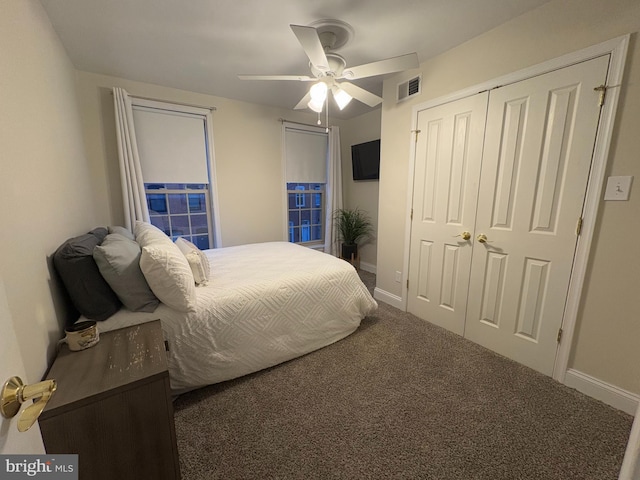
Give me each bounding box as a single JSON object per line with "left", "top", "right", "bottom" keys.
{"left": 294, "top": 185, "right": 306, "bottom": 207}
{"left": 145, "top": 183, "right": 212, "bottom": 249}
{"left": 287, "top": 183, "right": 324, "bottom": 243}
{"left": 283, "top": 123, "right": 328, "bottom": 247}
{"left": 132, "top": 99, "right": 218, "bottom": 248}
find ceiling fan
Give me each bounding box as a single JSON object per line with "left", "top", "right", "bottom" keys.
{"left": 238, "top": 20, "right": 419, "bottom": 113}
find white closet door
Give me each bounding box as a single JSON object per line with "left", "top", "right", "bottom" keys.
{"left": 465, "top": 55, "right": 609, "bottom": 375}
{"left": 407, "top": 93, "right": 488, "bottom": 335}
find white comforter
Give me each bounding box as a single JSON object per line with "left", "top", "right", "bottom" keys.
{"left": 94, "top": 242, "right": 377, "bottom": 390}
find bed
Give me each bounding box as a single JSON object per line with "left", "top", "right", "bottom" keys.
{"left": 58, "top": 225, "right": 377, "bottom": 392}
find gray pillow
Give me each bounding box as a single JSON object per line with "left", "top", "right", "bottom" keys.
{"left": 88, "top": 227, "right": 108, "bottom": 243}
{"left": 53, "top": 231, "right": 121, "bottom": 321}
{"left": 108, "top": 225, "right": 135, "bottom": 241}
{"left": 93, "top": 233, "right": 159, "bottom": 313}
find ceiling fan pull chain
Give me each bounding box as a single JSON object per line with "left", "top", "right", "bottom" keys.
{"left": 325, "top": 94, "right": 329, "bottom": 130}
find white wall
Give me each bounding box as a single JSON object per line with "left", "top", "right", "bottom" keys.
{"left": 340, "top": 109, "right": 381, "bottom": 271}
{"left": 0, "top": 0, "right": 104, "bottom": 395}
{"left": 376, "top": 0, "right": 640, "bottom": 395}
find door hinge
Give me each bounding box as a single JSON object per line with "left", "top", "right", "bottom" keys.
{"left": 406, "top": 279, "right": 410, "bottom": 289}
{"left": 576, "top": 216, "right": 583, "bottom": 236}
{"left": 557, "top": 328, "right": 563, "bottom": 343}
{"left": 594, "top": 85, "right": 607, "bottom": 107}
{"left": 411, "top": 129, "right": 421, "bottom": 142}
{"left": 410, "top": 208, "right": 414, "bottom": 220}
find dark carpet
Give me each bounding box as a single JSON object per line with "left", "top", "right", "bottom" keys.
{"left": 173, "top": 271, "right": 632, "bottom": 479}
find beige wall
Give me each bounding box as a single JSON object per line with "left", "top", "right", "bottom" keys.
{"left": 0, "top": 1, "right": 104, "bottom": 381}
{"left": 75, "top": 71, "right": 344, "bottom": 248}
{"left": 377, "top": 0, "right": 640, "bottom": 394}
{"left": 340, "top": 109, "right": 381, "bottom": 271}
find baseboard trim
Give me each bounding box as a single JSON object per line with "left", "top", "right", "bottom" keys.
{"left": 373, "top": 287, "right": 404, "bottom": 310}
{"left": 360, "top": 262, "right": 376, "bottom": 274}
{"left": 564, "top": 368, "right": 639, "bottom": 415}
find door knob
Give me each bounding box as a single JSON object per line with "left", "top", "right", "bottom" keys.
{"left": 1, "top": 376, "right": 57, "bottom": 432}
{"left": 454, "top": 231, "right": 471, "bottom": 240}
{"left": 477, "top": 234, "right": 488, "bottom": 243}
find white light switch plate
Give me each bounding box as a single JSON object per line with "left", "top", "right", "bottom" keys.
{"left": 604, "top": 176, "right": 633, "bottom": 201}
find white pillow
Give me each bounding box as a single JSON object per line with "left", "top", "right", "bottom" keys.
{"left": 139, "top": 242, "right": 197, "bottom": 312}
{"left": 175, "top": 237, "right": 210, "bottom": 286}
{"left": 135, "top": 221, "right": 173, "bottom": 248}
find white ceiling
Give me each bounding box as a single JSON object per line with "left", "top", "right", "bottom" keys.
{"left": 40, "top": 0, "right": 551, "bottom": 119}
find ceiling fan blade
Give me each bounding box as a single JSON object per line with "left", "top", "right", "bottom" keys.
{"left": 338, "top": 82, "right": 383, "bottom": 107}
{"left": 294, "top": 92, "right": 312, "bottom": 110}
{"left": 238, "top": 74, "right": 315, "bottom": 81}
{"left": 290, "top": 24, "right": 330, "bottom": 71}
{"left": 340, "top": 53, "right": 419, "bottom": 80}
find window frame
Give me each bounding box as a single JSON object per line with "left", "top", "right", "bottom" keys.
{"left": 281, "top": 122, "right": 329, "bottom": 249}
{"left": 145, "top": 184, "right": 214, "bottom": 249}
{"left": 131, "top": 97, "right": 222, "bottom": 248}
{"left": 286, "top": 183, "right": 325, "bottom": 245}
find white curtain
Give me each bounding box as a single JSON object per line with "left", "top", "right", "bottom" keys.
{"left": 324, "top": 126, "right": 343, "bottom": 256}
{"left": 113, "top": 87, "right": 150, "bottom": 230}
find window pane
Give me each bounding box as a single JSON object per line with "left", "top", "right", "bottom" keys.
{"left": 148, "top": 194, "right": 167, "bottom": 214}
{"left": 170, "top": 215, "right": 190, "bottom": 236}
{"left": 311, "top": 209, "right": 322, "bottom": 224}
{"left": 188, "top": 194, "right": 206, "bottom": 213}
{"left": 192, "top": 235, "right": 210, "bottom": 250}
{"left": 288, "top": 194, "right": 298, "bottom": 210}
{"left": 150, "top": 216, "right": 170, "bottom": 235}
{"left": 300, "top": 220, "right": 311, "bottom": 242}
{"left": 166, "top": 183, "right": 185, "bottom": 190}
{"left": 289, "top": 210, "right": 300, "bottom": 227}
{"left": 146, "top": 183, "right": 165, "bottom": 190}
{"left": 191, "top": 214, "right": 208, "bottom": 234}
{"left": 291, "top": 227, "right": 300, "bottom": 243}
{"left": 169, "top": 194, "right": 188, "bottom": 214}
{"left": 285, "top": 181, "right": 325, "bottom": 245}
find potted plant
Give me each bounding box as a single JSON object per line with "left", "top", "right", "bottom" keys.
{"left": 333, "top": 207, "right": 374, "bottom": 261}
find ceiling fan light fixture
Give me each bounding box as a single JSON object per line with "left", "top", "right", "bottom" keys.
{"left": 309, "top": 82, "right": 328, "bottom": 102}
{"left": 308, "top": 98, "right": 324, "bottom": 113}
{"left": 332, "top": 86, "right": 352, "bottom": 110}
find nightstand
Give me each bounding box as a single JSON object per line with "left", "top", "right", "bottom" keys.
{"left": 39, "top": 320, "right": 180, "bottom": 480}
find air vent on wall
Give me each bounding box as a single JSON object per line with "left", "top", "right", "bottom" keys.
{"left": 397, "top": 75, "right": 421, "bottom": 103}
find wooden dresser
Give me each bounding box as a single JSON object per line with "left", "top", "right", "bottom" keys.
{"left": 39, "top": 320, "right": 181, "bottom": 480}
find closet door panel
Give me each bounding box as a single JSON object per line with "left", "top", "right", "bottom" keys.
{"left": 407, "top": 93, "right": 488, "bottom": 335}
{"left": 465, "top": 55, "right": 609, "bottom": 375}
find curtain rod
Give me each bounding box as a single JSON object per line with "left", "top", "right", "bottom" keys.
{"left": 278, "top": 118, "right": 332, "bottom": 129}
{"left": 131, "top": 94, "right": 216, "bottom": 111}
{"left": 110, "top": 90, "right": 216, "bottom": 111}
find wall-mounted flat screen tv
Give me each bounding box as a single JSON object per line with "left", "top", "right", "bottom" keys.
{"left": 351, "top": 139, "right": 380, "bottom": 181}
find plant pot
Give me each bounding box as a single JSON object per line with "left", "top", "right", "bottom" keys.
{"left": 341, "top": 243, "right": 358, "bottom": 261}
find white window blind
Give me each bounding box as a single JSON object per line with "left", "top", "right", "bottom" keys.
{"left": 132, "top": 107, "right": 209, "bottom": 184}
{"left": 284, "top": 125, "right": 328, "bottom": 183}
